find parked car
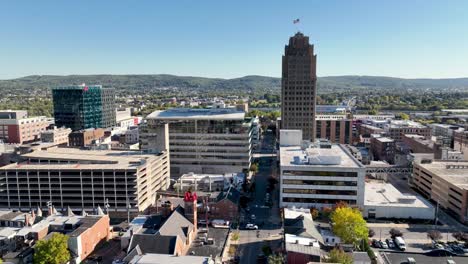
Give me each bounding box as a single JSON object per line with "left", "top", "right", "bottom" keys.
{"left": 371, "top": 239, "right": 380, "bottom": 248}
{"left": 245, "top": 223, "right": 259, "bottom": 230}
{"left": 251, "top": 214, "right": 256, "bottom": 220}
{"left": 379, "top": 240, "right": 388, "bottom": 249}
{"left": 385, "top": 238, "right": 395, "bottom": 248}
{"left": 198, "top": 219, "right": 210, "bottom": 225}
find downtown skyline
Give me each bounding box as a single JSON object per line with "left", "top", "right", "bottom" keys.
{"left": 1, "top": 0, "right": 468, "bottom": 80}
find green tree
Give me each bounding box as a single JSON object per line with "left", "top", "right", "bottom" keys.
{"left": 331, "top": 207, "right": 368, "bottom": 248}
{"left": 326, "top": 248, "right": 353, "bottom": 264}
{"left": 34, "top": 233, "right": 70, "bottom": 264}
{"left": 398, "top": 112, "right": 410, "bottom": 120}
{"left": 268, "top": 253, "right": 284, "bottom": 264}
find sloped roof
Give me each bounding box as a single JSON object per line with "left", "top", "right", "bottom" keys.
{"left": 158, "top": 209, "right": 194, "bottom": 242}
{"left": 128, "top": 234, "right": 177, "bottom": 255}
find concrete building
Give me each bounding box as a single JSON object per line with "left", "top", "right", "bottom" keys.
{"left": 40, "top": 127, "right": 72, "bottom": 145}
{"left": 142, "top": 108, "right": 252, "bottom": 177}
{"left": 281, "top": 32, "right": 317, "bottom": 140}
{"left": 454, "top": 130, "right": 468, "bottom": 159}
{"left": 0, "top": 110, "right": 51, "bottom": 144}
{"left": 413, "top": 161, "right": 468, "bottom": 223}
{"left": 315, "top": 115, "right": 353, "bottom": 144}
{"left": 279, "top": 130, "right": 365, "bottom": 209}
{"left": 430, "top": 123, "right": 464, "bottom": 139}
{"left": 52, "top": 85, "right": 116, "bottom": 130}
{"left": 364, "top": 182, "right": 435, "bottom": 220}
{"left": 385, "top": 120, "right": 431, "bottom": 142}
{"left": 173, "top": 172, "right": 242, "bottom": 193}
{"left": 68, "top": 128, "right": 105, "bottom": 147}
{"left": 370, "top": 137, "right": 395, "bottom": 164}
{"left": 0, "top": 148, "right": 170, "bottom": 214}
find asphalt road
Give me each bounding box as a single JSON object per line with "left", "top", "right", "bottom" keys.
{"left": 237, "top": 131, "right": 282, "bottom": 264}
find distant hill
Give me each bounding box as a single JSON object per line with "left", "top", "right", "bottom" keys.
{"left": 1, "top": 74, "right": 468, "bottom": 95}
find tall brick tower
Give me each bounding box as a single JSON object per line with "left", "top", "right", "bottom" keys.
{"left": 184, "top": 191, "right": 198, "bottom": 230}
{"left": 281, "top": 32, "right": 318, "bottom": 140}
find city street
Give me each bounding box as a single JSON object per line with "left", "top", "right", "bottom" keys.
{"left": 237, "top": 131, "right": 283, "bottom": 264}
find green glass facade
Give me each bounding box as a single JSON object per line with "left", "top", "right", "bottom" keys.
{"left": 52, "top": 85, "right": 116, "bottom": 130}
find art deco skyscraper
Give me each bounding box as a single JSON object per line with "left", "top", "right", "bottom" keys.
{"left": 281, "top": 32, "right": 317, "bottom": 140}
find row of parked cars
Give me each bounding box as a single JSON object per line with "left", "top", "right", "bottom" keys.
{"left": 371, "top": 236, "right": 406, "bottom": 251}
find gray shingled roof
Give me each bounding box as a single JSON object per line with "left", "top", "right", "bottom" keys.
{"left": 128, "top": 234, "right": 178, "bottom": 255}
{"left": 158, "top": 209, "right": 194, "bottom": 242}
{"left": 215, "top": 186, "right": 240, "bottom": 204}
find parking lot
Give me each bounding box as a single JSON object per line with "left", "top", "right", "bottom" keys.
{"left": 383, "top": 252, "right": 468, "bottom": 264}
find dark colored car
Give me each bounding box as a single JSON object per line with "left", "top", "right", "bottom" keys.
{"left": 371, "top": 239, "right": 380, "bottom": 248}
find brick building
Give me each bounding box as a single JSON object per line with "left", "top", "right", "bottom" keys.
{"left": 68, "top": 128, "right": 105, "bottom": 147}
{"left": 0, "top": 110, "right": 51, "bottom": 144}
{"left": 370, "top": 137, "right": 396, "bottom": 164}
{"left": 41, "top": 127, "right": 72, "bottom": 145}
{"left": 208, "top": 187, "right": 240, "bottom": 221}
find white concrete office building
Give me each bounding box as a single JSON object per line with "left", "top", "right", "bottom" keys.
{"left": 364, "top": 182, "right": 435, "bottom": 220}
{"left": 279, "top": 130, "right": 365, "bottom": 209}
{"left": 143, "top": 108, "right": 253, "bottom": 177}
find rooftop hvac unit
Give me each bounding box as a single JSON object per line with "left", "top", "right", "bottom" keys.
{"left": 307, "top": 155, "right": 341, "bottom": 165}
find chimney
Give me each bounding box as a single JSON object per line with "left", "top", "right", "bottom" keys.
{"left": 183, "top": 191, "right": 198, "bottom": 230}
{"left": 24, "top": 214, "right": 30, "bottom": 227}
{"left": 161, "top": 201, "right": 173, "bottom": 218}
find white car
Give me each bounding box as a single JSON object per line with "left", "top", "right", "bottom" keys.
{"left": 245, "top": 223, "right": 258, "bottom": 230}
{"left": 251, "top": 214, "right": 256, "bottom": 220}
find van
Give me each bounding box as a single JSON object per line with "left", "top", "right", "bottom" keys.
{"left": 394, "top": 236, "right": 406, "bottom": 251}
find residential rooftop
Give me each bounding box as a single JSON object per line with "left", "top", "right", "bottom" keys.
{"left": 146, "top": 108, "right": 245, "bottom": 120}
{"left": 417, "top": 161, "right": 468, "bottom": 190}
{"left": 279, "top": 144, "right": 364, "bottom": 169}
{"left": 364, "top": 182, "right": 434, "bottom": 209}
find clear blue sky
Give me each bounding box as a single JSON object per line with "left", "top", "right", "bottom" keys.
{"left": 1, "top": 0, "right": 467, "bottom": 79}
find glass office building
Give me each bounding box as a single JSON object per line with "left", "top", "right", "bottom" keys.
{"left": 52, "top": 85, "right": 116, "bottom": 130}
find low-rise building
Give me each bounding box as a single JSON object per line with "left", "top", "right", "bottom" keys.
{"left": 370, "top": 137, "right": 395, "bottom": 164}
{"left": 315, "top": 115, "right": 353, "bottom": 144}
{"left": 279, "top": 130, "right": 366, "bottom": 209}
{"left": 413, "top": 161, "right": 468, "bottom": 223}
{"left": 454, "top": 130, "right": 468, "bottom": 160}
{"left": 174, "top": 172, "right": 242, "bottom": 193}
{"left": 0, "top": 110, "right": 51, "bottom": 144}
{"left": 69, "top": 128, "right": 105, "bottom": 147}
{"left": 40, "top": 127, "right": 72, "bottom": 145}
{"left": 359, "top": 124, "right": 384, "bottom": 136}
{"left": 385, "top": 120, "right": 431, "bottom": 142}
{"left": 208, "top": 186, "right": 240, "bottom": 222}
{"left": 402, "top": 134, "right": 434, "bottom": 154}
{"left": 364, "top": 182, "right": 435, "bottom": 220}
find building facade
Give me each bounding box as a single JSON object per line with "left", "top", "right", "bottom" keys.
{"left": 142, "top": 108, "right": 252, "bottom": 177}
{"left": 315, "top": 115, "right": 353, "bottom": 144}
{"left": 370, "top": 137, "right": 395, "bottom": 164}
{"left": 0, "top": 110, "right": 51, "bottom": 144}
{"left": 385, "top": 120, "right": 431, "bottom": 142}
{"left": 279, "top": 130, "right": 365, "bottom": 209}
{"left": 68, "top": 128, "right": 105, "bottom": 147}
{"left": 281, "top": 32, "right": 317, "bottom": 140}
{"left": 52, "top": 85, "right": 116, "bottom": 130}
{"left": 454, "top": 130, "right": 468, "bottom": 159}
{"left": 40, "top": 127, "right": 72, "bottom": 145}
{"left": 413, "top": 161, "right": 468, "bottom": 223}
{"left": 0, "top": 148, "right": 170, "bottom": 214}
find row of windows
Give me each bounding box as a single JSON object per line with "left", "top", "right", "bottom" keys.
{"left": 282, "top": 179, "right": 357, "bottom": 186}
{"left": 282, "top": 197, "right": 356, "bottom": 205}
{"left": 283, "top": 188, "right": 357, "bottom": 196}
{"left": 283, "top": 170, "right": 358, "bottom": 177}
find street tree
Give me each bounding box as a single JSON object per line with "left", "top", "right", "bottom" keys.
{"left": 453, "top": 232, "right": 468, "bottom": 242}
{"left": 33, "top": 233, "right": 70, "bottom": 264}
{"left": 427, "top": 230, "right": 442, "bottom": 241}
{"left": 331, "top": 207, "right": 368, "bottom": 247}
{"left": 267, "top": 253, "right": 284, "bottom": 264}
{"left": 389, "top": 228, "right": 403, "bottom": 238}
{"left": 326, "top": 248, "right": 353, "bottom": 264}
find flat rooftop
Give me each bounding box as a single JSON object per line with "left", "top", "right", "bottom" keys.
{"left": 365, "top": 182, "right": 434, "bottom": 209}
{"left": 373, "top": 137, "right": 394, "bottom": 143}
{"left": 0, "top": 148, "right": 164, "bottom": 170}
{"left": 417, "top": 161, "right": 468, "bottom": 190}
{"left": 146, "top": 108, "right": 245, "bottom": 120}
{"left": 280, "top": 144, "right": 363, "bottom": 169}
{"left": 388, "top": 120, "right": 427, "bottom": 128}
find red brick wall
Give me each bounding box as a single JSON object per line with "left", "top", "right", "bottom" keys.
{"left": 209, "top": 200, "right": 238, "bottom": 221}
{"left": 77, "top": 215, "right": 110, "bottom": 260}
